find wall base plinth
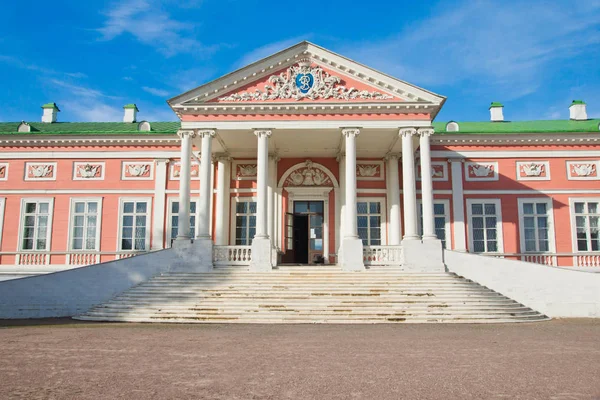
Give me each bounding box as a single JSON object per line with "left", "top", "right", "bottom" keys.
{"left": 402, "top": 239, "right": 445, "bottom": 272}
{"left": 250, "top": 237, "right": 273, "bottom": 272}
{"left": 171, "top": 238, "right": 213, "bottom": 272}
{"left": 340, "top": 237, "right": 365, "bottom": 271}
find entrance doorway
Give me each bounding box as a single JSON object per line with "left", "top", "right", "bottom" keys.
{"left": 283, "top": 201, "right": 324, "bottom": 264}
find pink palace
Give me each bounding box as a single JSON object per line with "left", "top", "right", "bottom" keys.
{"left": 1, "top": 41, "right": 600, "bottom": 280}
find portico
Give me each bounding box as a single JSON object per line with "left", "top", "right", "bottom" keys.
{"left": 167, "top": 41, "right": 446, "bottom": 272}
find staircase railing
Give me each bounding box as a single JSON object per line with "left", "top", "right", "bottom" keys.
{"left": 485, "top": 252, "right": 600, "bottom": 268}
{"left": 363, "top": 245, "right": 403, "bottom": 266}
{"left": 213, "top": 245, "right": 252, "bottom": 266}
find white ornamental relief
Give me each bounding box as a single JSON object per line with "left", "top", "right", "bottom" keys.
{"left": 78, "top": 164, "right": 100, "bottom": 179}
{"left": 286, "top": 160, "right": 332, "bottom": 186}
{"left": 238, "top": 164, "right": 257, "bottom": 177}
{"left": 30, "top": 165, "right": 53, "bottom": 178}
{"left": 571, "top": 163, "right": 595, "bottom": 177}
{"left": 219, "top": 59, "right": 393, "bottom": 102}
{"left": 471, "top": 164, "right": 494, "bottom": 177}
{"left": 357, "top": 164, "right": 379, "bottom": 177}
{"left": 520, "top": 163, "right": 545, "bottom": 177}
{"left": 127, "top": 164, "right": 149, "bottom": 177}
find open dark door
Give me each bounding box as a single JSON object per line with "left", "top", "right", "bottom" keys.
{"left": 282, "top": 212, "right": 295, "bottom": 263}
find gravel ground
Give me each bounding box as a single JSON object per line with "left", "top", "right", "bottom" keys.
{"left": 0, "top": 319, "right": 599, "bottom": 399}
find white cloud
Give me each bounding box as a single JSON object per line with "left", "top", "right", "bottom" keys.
{"left": 338, "top": 0, "right": 600, "bottom": 99}
{"left": 97, "top": 0, "right": 217, "bottom": 57}
{"left": 49, "top": 79, "right": 118, "bottom": 99}
{"left": 142, "top": 86, "right": 170, "bottom": 97}
{"left": 61, "top": 100, "right": 123, "bottom": 122}
{"left": 235, "top": 36, "right": 310, "bottom": 69}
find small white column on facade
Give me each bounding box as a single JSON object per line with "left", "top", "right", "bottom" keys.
{"left": 401, "top": 128, "right": 419, "bottom": 240}
{"left": 214, "top": 154, "right": 230, "bottom": 245}
{"left": 449, "top": 159, "right": 467, "bottom": 251}
{"left": 419, "top": 128, "right": 437, "bottom": 240}
{"left": 386, "top": 153, "right": 401, "bottom": 245}
{"left": 250, "top": 129, "right": 273, "bottom": 271}
{"left": 197, "top": 130, "right": 215, "bottom": 240}
{"left": 176, "top": 130, "right": 195, "bottom": 242}
{"left": 340, "top": 128, "right": 364, "bottom": 271}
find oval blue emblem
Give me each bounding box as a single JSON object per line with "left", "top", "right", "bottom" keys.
{"left": 295, "top": 73, "right": 314, "bottom": 94}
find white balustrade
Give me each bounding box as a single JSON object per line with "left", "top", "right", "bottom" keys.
{"left": 213, "top": 246, "right": 252, "bottom": 266}
{"left": 363, "top": 246, "right": 403, "bottom": 266}
{"left": 521, "top": 254, "right": 557, "bottom": 266}
{"left": 576, "top": 254, "right": 600, "bottom": 267}
{"left": 68, "top": 253, "right": 100, "bottom": 266}
{"left": 116, "top": 252, "right": 144, "bottom": 260}
{"left": 17, "top": 253, "right": 49, "bottom": 265}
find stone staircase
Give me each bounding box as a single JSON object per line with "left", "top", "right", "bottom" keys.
{"left": 76, "top": 266, "right": 549, "bottom": 323}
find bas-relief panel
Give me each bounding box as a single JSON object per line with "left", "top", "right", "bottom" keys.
{"left": 24, "top": 162, "right": 57, "bottom": 181}
{"left": 464, "top": 162, "right": 498, "bottom": 181}
{"left": 356, "top": 161, "right": 384, "bottom": 181}
{"left": 73, "top": 162, "right": 105, "bottom": 180}
{"left": 170, "top": 161, "right": 200, "bottom": 180}
{"left": 567, "top": 160, "right": 600, "bottom": 180}
{"left": 0, "top": 163, "right": 8, "bottom": 180}
{"left": 121, "top": 161, "right": 154, "bottom": 180}
{"left": 417, "top": 161, "right": 448, "bottom": 181}
{"left": 516, "top": 161, "right": 550, "bottom": 181}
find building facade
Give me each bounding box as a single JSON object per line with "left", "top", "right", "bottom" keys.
{"left": 1, "top": 42, "right": 600, "bottom": 277}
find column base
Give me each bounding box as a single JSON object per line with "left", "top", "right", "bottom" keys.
{"left": 250, "top": 236, "right": 273, "bottom": 272}
{"left": 340, "top": 237, "right": 365, "bottom": 271}
{"left": 171, "top": 238, "right": 213, "bottom": 272}
{"left": 401, "top": 239, "right": 445, "bottom": 272}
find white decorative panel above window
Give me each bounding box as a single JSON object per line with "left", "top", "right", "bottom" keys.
{"left": 516, "top": 161, "right": 550, "bottom": 181}
{"left": 73, "top": 162, "right": 105, "bottom": 180}
{"left": 566, "top": 161, "right": 600, "bottom": 180}
{"left": 121, "top": 161, "right": 154, "bottom": 180}
{"left": 24, "top": 162, "right": 57, "bottom": 181}
{"left": 465, "top": 162, "right": 498, "bottom": 181}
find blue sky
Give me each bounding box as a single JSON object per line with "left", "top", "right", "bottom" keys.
{"left": 1, "top": 0, "right": 599, "bottom": 123}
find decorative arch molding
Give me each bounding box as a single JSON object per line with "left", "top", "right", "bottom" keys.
{"left": 278, "top": 160, "right": 339, "bottom": 188}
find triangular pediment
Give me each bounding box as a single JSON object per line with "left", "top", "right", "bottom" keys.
{"left": 169, "top": 41, "right": 445, "bottom": 115}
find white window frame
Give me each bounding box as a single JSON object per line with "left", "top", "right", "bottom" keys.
{"left": 117, "top": 197, "right": 152, "bottom": 252}
{"left": 166, "top": 197, "right": 200, "bottom": 248}
{"left": 357, "top": 197, "right": 387, "bottom": 246}
{"left": 517, "top": 198, "right": 556, "bottom": 254}
{"left": 466, "top": 198, "right": 504, "bottom": 254}
{"left": 18, "top": 197, "right": 55, "bottom": 251}
{"left": 417, "top": 198, "right": 452, "bottom": 249}
{"left": 569, "top": 197, "right": 600, "bottom": 254}
{"left": 68, "top": 198, "right": 103, "bottom": 252}
{"left": 230, "top": 197, "right": 257, "bottom": 246}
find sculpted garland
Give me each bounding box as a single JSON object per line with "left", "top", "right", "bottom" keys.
{"left": 219, "top": 60, "right": 393, "bottom": 102}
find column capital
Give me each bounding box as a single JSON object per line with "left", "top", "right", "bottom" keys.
{"left": 155, "top": 158, "right": 170, "bottom": 164}
{"left": 447, "top": 158, "right": 465, "bottom": 164}
{"left": 341, "top": 128, "right": 360, "bottom": 137}
{"left": 417, "top": 127, "right": 435, "bottom": 137}
{"left": 198, "top": 129, "right": 216, "bottom": 138}
{"left": 268, "top": 152, "right": 280, "bottom": 162}
{"left": 254, "top": 129, "right": 272, "bottom": 138}
{"left": 384, "top": 152, "right": 400, "bottom": 161}
{"left": 212, "top": 152, "right": 231, "bottom": 163}
{"left": 177, "top": 129, "right": 196, "bottom": 139}
{"left": 399, "top": 127, "right": 417, "bottom": 137}
{"left": 336, "top": 152, "right": 346, "bottom": 162}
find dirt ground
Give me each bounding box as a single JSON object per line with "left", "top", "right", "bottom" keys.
{"left": 1, "top": 319, "right": 599, "bottom": 399}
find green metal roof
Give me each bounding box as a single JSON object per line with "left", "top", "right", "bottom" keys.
{"left": 489, "top": 102, "right": 504, "bottom": 108}
{"left": 0, "top": 122, "right": 180, "bottom": 135}
{"left": 433, "top": 119, "right": 600, "bottom": 134}
{"left": 41, "top": 102, "right": 60, "bottom": 110}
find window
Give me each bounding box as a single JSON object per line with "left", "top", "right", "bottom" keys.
{"left": 357, "top": 200, "right": 382, "bottom": 246}
{"left": 467, "top": 199, "right": 503, "bottom": 253}
{"left": 70, "top": 199, "right": 101, "bottom": 251}
{"left": 418, "top": 200, "right": 451, "bottom": 249}
{"left": 572, "top": 200, "right": 600, "bottom": 252}
{"left": 234, "top": 200, "right": 256, "bottom": 245}
{"left": 119, "top": 198, "right": 151, "bottom": 251}
{"left": 20, "top": 199, "right": 54, "bottom": 251}
{"left": 168, "top": 200, "right": 198, "bottom": 245}
{"left": 518, "top": 199, "right": 554, "bottom": 253}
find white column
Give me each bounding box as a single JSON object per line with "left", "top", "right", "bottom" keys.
{"left": 340, "top": 128, "right": 364, "bottom": 271}
{"left": 197, "top": 130, "right": 215, "bottom": 239}
{"left": 386, "top": 154, "right": 401, "bottom": 245}
{"left": 267, "top": 154, "right": 277, "bottom": 247}
{"left": 250, "top": 129, "right": 273, "bottom": 271}
{"left": 419, "top": 128, "right": 436, "bottom": 240}
{"left": 214, "top": 154, "right": 230, "bottom": 245}
{"left": 176, "top": 130, "right": 194, "bottom": 241}
{"left": 151, "top": 158, "right": 169, "bottom": 249}
{"left": 401, "top": 128, "right": 419, "bottom": 240}
{"left": 450, "top": 159, "right": 467, "bottom": 251}
{"left": 336, "top": 153, "right": 345, "bottom": 257}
